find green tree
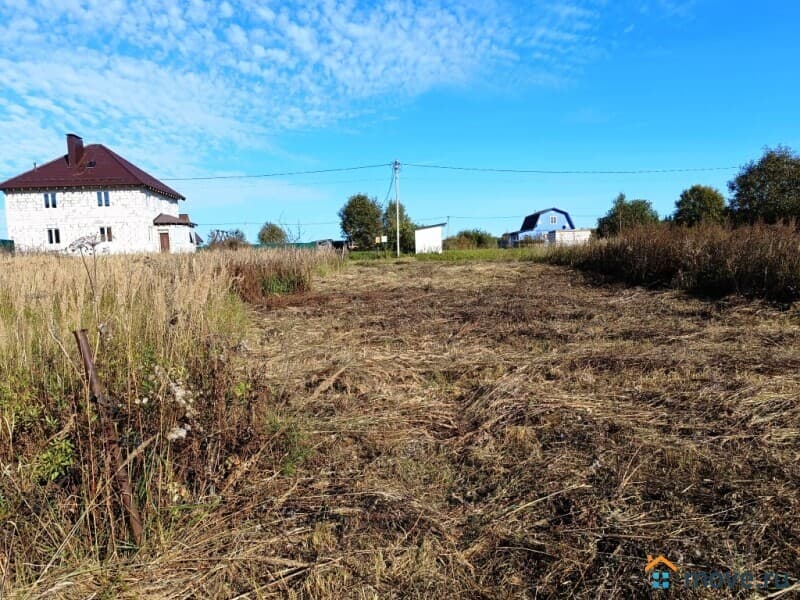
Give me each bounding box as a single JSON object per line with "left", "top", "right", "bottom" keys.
{"left": 257, "top": 222, "right": 288, "bottom": 245}
{"left": 596, "top": 193, "right": 659, "bottom": 237}
{"left": 673, "top": 185, "right": 726, "bottom": 226}
{"left": 339, "top": 194, "right": 382, "bottom": 249}
{"left": 382, "top": 201, "right": 416, "bottom": 253}
{"left": 728, "top": 146, "right": 800, "bottom": 224}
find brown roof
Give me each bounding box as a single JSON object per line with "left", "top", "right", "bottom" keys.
{"left": 153, "top": 213, "right": 195, "bottom": 226}
{"left": 0, "top": 134, "right": 185, "bottom": 200}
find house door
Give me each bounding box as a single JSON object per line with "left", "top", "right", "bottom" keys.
{"left": 159, "top": 232, "right": 170, "bottom": 252}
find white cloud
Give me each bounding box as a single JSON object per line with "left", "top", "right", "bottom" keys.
{"left": 286, "top": 23, "right": 318, "bottom": 57}
{"left": 0, "top": 0, "right": 613, "bottom": 176}
{"left": 254, "top": 6, "right": 275, "bottom": 22}
{"left": 226, "top": 23, "right": 248, "bottom": 47}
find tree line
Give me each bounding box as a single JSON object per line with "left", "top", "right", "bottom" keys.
{"left": 337, "top": 194, "right": 501, "bottom": 251}
{"left": 208, "top": 194, "right": 422, "bottom": 252}
{"left": 597, "top": 146, "right": 800, "bottom": 236}
{"left": 206, "top": 145, "right": 800, "bottom": 249}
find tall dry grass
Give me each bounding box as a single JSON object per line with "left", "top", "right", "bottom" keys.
{"left": 0, "top": 246, "right": 342, "bottom": 594}
{"left": 548, "top": 222, "right": 800, "bottom": 301}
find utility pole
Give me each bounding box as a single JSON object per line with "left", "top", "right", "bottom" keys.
{"left": 393, "top": 160, "right": 401, "bottom": 257}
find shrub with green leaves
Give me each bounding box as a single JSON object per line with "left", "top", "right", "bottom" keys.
{"left": 444, "top": 229, "right": 498, "bottom": 250}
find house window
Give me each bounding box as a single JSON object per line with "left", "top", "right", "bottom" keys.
{"left": 99, "top": 226, "right": 113, "bottom": 242}
{"left": 97, "top": 191, "right": 110, "bottom": 207}
{"left": 44, "top": 193, "right": 57, "bottom": 208}
{"left": 47, "top": 228, "right": 60, "bottom": 244}
{"left": 550, "top": 215, "right": 558, "bottom": 225}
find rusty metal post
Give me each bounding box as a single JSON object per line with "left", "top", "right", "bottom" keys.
{"left": 73, "top": 329, "right": 143, "bottom": 547}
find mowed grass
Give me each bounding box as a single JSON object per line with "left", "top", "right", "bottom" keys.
{"left": 233, "top": 262, "right": 800, "bottom": 598}
{"left": 4, "top": 255, "right": 800, "bottom": 598}
{"left": 350, "top": 246, "right": 549, "bottom": 263}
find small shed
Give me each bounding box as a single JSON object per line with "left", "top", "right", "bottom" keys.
{"left": 415, "top": 223, "right": 446, "bottom": 254}
{"left": 546, "top": 229, "right": 591, "bottom": 245}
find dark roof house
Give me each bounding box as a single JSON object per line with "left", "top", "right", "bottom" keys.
{"left": 520, "top": 208, "right": 575, "bottom": 231}
{"left": 1, "top": 134, "right": 197, "bottom": 254}
{"left": 0, "top": 134, "right": 184, "bottom": 200}
{"left": 500, "top": 207, "right": 578, "bottom": 248}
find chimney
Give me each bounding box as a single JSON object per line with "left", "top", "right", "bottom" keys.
{"left": 66, "top": 133, "right": 84, "bottom": 167}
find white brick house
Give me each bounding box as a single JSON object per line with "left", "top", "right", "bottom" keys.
{"left": 0, "top": 134, "right": 200, "bottom": 254}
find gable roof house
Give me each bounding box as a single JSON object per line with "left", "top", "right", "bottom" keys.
{"left": 0, "top": 134, "right": 200, "bottom": 254}
{"left": 507, "top": 207, "right": 575, "bottom": 246}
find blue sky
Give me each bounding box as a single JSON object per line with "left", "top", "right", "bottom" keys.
{"left": 1, "top": 0, "right": 798, "bottom": 241}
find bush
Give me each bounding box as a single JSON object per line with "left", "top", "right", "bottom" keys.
{"left": 443, "top": 229, "right": 498, "bottom": 250}
{"left": 206, "top": 229, "right": 248, "bottom": 249}
{"left": 227, "top": 247, "right": 341, "bottom": 302}
{"left": 548, "top": 222, "right": 800, "bottom": 302}
{"left": 257, "top": 222, "right": 289, "bottom": 245}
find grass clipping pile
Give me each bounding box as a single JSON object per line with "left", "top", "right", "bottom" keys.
{"left": 15, "top": 260, "right": 800, "bottom": 598}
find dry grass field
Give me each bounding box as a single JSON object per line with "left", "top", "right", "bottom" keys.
{"left": 233, "top": 260, "right": 800, "bottom": 598}
{"left": 5, "top": 255, "right": 800, "bottom": 598}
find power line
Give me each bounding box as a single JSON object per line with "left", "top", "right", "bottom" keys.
{"left": 404, "top": 162, "right": 737, "bottom": 175}
{"left": 197, "top": 221, "right": 340, "bottom": 227}
{"left": 163, "top": 163, "right": 392, "bottom": 181}
{"left": 448, "top": 215, "right": 526, "bottom": 220}
{"left": 394, "top": 160, "right": 401, "bottom": 257}
{"left": 252, "top": 175, "right": 392, "bottom": 186}
{"left": 447, "top": 214, "right": 600, "bottom": 220}
{"left": 382, "top": 169, "right": 395, "bottom": 207}
{"left": 158, "top": 159, "right": 739, "bottom": 183}
{"left": 196, "top": 213, "right": 605, "bottom": 228}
